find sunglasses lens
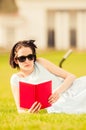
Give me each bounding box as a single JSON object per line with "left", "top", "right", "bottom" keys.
{"left": 18, "top": 56, "right": 26, "bottom": 62}
{"left": 27, "top": 54, "right": 35, "bottom": 61}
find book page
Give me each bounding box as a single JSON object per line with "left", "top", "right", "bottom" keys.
{"left": 35, "top": 80, "right": 52, "bottom": 109}
{"left": 19, "top": 82, "right": 35, "bottom": 109}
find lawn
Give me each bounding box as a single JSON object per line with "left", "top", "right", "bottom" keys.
{"left": 0, "top": 50, "right": 86, "bottom": 130}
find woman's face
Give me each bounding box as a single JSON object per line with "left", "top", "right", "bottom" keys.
{"left": 15, "top": 46, "right": 34, "bottom": 72}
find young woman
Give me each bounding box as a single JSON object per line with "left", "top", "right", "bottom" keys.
{"left": 9, "top": 40, "right": 86, "bottom": 114}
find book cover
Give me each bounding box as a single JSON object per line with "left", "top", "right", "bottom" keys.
{"left": 19, "top": 80, "right": 52, "bottom": 109}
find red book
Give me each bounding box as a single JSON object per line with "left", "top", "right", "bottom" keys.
{"left": 19, "top": 80, "right": 52, "bottom": 109}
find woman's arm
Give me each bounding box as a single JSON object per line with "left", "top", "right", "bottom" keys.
{"left": 37, "top": 58, "right": 76, "bottom": 103}
{"left": 11, "top": 85, "right": 41, "bottom": 113}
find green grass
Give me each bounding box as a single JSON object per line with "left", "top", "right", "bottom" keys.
{"left": 0, "top": 50, "right": 86, "bottom": 130}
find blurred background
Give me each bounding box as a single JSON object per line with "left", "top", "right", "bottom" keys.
{"left": 0, "top": 2, "right": 86, "bottom": 129}
{"left": 0, "top": 0, "right": 86, "bottom": 51}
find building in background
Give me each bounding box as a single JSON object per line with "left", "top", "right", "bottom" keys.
{"left": 0, "top": 0, "right": 86, "bottom": 50}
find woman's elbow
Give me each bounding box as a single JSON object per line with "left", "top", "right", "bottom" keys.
{"left": 68, "top": 73, "right": 76, "bottom": 81}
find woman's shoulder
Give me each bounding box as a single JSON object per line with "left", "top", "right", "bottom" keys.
{"left": 35, "top": 60, "right": 47, "bottom": 70}
{"left": 36, "top": 57, "right": 49, "bottom": 68}
{"left": 10, "top": 73, "right": 19, "bottom": 80}
{"left": 10, "top": 73, "right": 19, "bottom": 87}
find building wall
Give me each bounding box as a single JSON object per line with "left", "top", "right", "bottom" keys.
{"left": 0, "top": 0, "right": 86, "bottom": 50}
{"left": 0, "top": 15, "right": 27, "bottom": 49}
{"left": 17, "top": 0, "right": 86, "bottom": 50}
{"left": 77, "top": 11, "right": 86, "bottom": 49}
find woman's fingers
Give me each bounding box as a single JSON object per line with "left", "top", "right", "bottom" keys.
{"left": 29, "top": 101, "right": 42, "bottom": 113}
{"left": 31, "top": 102, "right": 41, "bottom": 113}
{"left": 48, "top": 96, "right": 57, "bottom": 104}
{"left": 48, "top": 93, "right": 60, "bottom": 104}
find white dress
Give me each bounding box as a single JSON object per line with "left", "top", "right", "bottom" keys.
{"left": 10, "top": 62, "right": 86, "bottom": 114}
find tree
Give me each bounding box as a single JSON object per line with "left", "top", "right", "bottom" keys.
{"left": 0, "top": 0, "right": 18, "bottom": 14}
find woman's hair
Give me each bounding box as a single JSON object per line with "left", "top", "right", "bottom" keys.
{"left": 9, "top": 40, "right": 37, "bottom": 68}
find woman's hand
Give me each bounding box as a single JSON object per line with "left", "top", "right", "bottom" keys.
{"left": 48, "top": 91, "right": 60, "bottom": 104}
{"left": 28, "top": 101, "right": 42, "bottom": 113}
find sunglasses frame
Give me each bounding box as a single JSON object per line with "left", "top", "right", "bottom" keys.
{"left": 16, "top": 54, "right": 35, "bottom": 62}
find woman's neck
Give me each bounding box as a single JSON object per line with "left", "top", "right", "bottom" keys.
{"left": 18, "top": 67, "right": 34, "bottom": 78}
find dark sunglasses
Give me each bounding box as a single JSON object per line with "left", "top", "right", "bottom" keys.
{"left": 16, "top": 54, "right": 35, "bottom": 62}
